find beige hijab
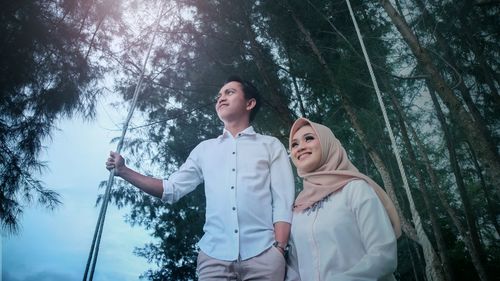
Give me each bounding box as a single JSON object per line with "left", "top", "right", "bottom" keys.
{"left": 290, "top": 118, "right": 401, "bottom": 238}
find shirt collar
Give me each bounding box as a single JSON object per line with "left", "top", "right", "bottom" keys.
{"left": 218, "top": 126, "right": 256, "bottom": 140}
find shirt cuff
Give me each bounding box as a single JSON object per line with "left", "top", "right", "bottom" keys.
{"left": 273, "top": 211, "right": 293, "bottom": 224}
{"left": 161, "top": 180, "right": 175, "bottom": 204}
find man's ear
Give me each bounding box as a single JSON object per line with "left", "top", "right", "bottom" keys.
{"left": 246, "top": 98, "right": 256, "bottom": 111}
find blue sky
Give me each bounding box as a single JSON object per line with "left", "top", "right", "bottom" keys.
{"left": 3, "top": 95, "right": 155, "bottom": 281}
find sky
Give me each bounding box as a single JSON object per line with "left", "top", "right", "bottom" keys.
{"left": 2, "top": 94, "right": 155, "bottom": 281}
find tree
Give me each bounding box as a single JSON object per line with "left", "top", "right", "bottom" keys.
{"left": 378, "top": 0, "right": 500, "bottom": 200}
{"left": 78, "top": 0, "right": 499, "bottom": 279}
{"left": 0, "top": 0, "right": 121, "bottom": 233}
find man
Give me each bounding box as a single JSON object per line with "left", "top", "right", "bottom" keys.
{"left": 106, "top": 76, "right": 295, "bottom": 280}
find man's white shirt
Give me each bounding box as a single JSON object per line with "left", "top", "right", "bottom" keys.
{"left": 162, "top": 126, "right": 295, "bottom": 261}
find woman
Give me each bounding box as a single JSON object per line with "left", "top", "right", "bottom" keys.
{"left": 286, "top": 118, "right": 401, "bottom": 281}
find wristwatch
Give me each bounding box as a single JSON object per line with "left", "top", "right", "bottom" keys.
{"left": 273, "top": 241, "right": 289, "bottom": 254}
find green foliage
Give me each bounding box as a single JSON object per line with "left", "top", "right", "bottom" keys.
{"left": 107, "top": 0, "right": 498, "bottom": 279}
{"left": 0, "top": 0, "right": 121, "bottom": 233}
{"left": 4, "top": 0, "right": 499, "bottom": 279}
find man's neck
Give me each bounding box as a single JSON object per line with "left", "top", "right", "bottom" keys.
{"left": 224, "top": 119, "right": 251, "bottom": 137}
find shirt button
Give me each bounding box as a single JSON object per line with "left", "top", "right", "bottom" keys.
{"left": 231, "top": 186, "right": 234, "bottom": 189}
{"left": 232, "top": 168, "right": 235, "bottom": 172}
{"left": 234, "top": 229, "right": 238, "bottom": 233}
{"left": 232, "top": 207, "right": 236, "bottom": 210}
{"left": 232, "top": 151, "right": 235, "bottom": 155}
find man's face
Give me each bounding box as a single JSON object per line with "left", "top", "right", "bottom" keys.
{"left": 215, "top": 81, "right": 253, "bottom": 123}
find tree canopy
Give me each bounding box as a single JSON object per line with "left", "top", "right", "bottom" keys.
{"left": 2, "top": 0, "right": 499, "bottom": 280}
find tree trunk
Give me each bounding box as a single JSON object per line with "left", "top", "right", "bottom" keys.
{"left": 413, "top": 0, "right": 488, "bottom": 126}
{"left": 389, "top": 89, "right": 455, "bottom": 281}
{"left": 85, "top": 14, "right": 106, "bottom": 61}
{"left": 378, "top": 0, "right": 500, "bottom": 199}
{"left": 241, "top": 9, "right": 294, "bottom": 129}
{"left": 465, "top": 141, "right": 500, "bottom": 236}
{"left": 427, "top": 85, "right": 491, "bottom": 281}
{"left": 287, "top": 5, "right": 445, "bottom": 280}
{"left": 406, "top": 237, "right": 424, "bottom": 281}
{"left": 458, "top": 0, "right": 500, "bottom": 104}
{"left": 406, "top": 111, "right": 491, "bottom": 281}
{"left": 285, "top": 48, "right": 307, "bottom": 118}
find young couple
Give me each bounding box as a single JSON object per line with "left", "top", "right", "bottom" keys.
{"left": 106, "top": 76, "right": 401, "bottom": 281}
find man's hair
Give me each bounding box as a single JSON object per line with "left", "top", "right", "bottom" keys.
{"left": 224, "top": 75, "right": 261, "bottom": 122}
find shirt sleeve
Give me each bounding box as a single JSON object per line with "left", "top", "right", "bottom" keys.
{"left": 162, "top": 143, "right": 204, "bottom": 204}
{"left": 334, "top": 181, "right": 397, "bottom": 281}
{"left": 269, "top": 139, "right": 295, "bottom": 224}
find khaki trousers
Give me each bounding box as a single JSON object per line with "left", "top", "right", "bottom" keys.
{"left": 196, "top": 246, "right": 286, "bottom": 281}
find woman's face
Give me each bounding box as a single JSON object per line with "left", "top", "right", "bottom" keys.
{"left": 290, "top": 125, "right": 321, "bottom": 173}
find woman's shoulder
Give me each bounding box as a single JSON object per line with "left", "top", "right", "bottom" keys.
{"left": 341, "top": 179, "right": 379, "bottom": 203}
{"left": 343, "top": 179, "right": 373, "bottom": 191}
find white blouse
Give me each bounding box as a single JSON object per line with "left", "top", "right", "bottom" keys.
{"left": 286, "top": 180, "right": 397, "bottom": 281}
